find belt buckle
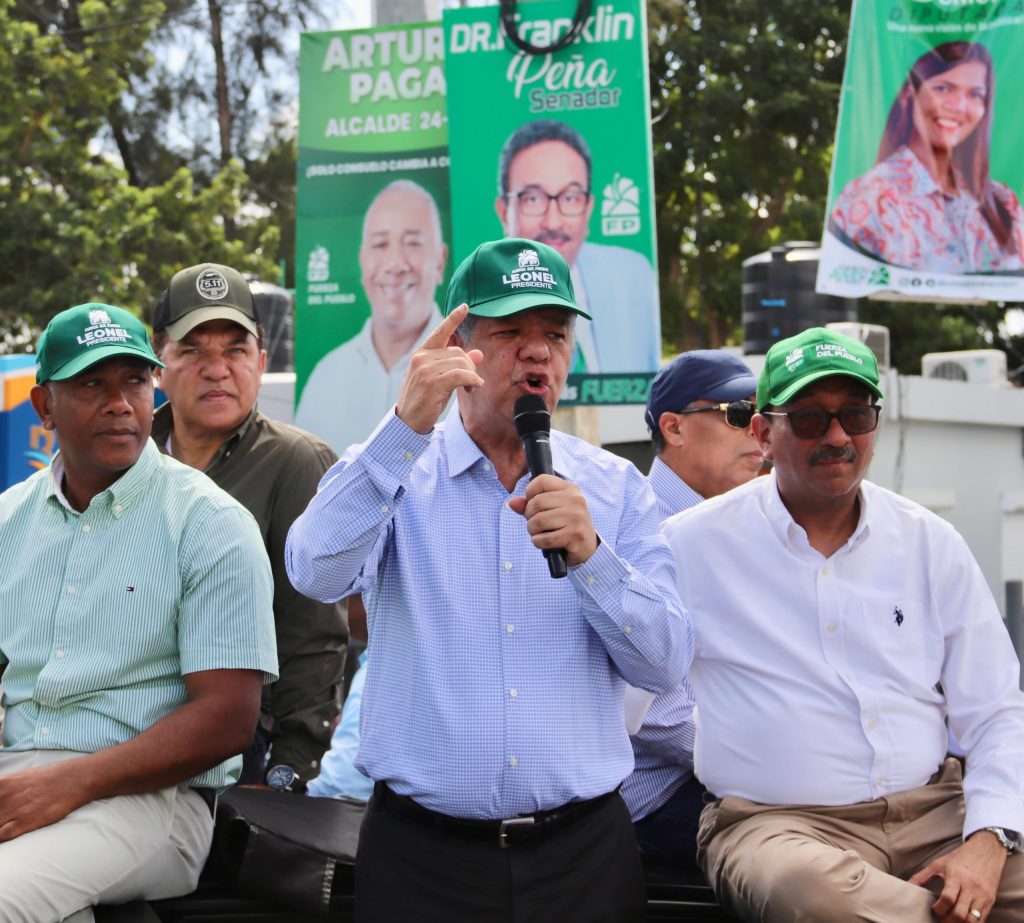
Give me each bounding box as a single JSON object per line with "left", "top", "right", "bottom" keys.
{"left": 498, "top": 816, "right": 535, "bottom": 849}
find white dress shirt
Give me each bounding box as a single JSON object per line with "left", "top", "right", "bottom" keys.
{"left": 662, "top": 472, "right": 1024, "bottom": 838}
{"left": 568, "top": 264, "right": 600, "bottom": 372}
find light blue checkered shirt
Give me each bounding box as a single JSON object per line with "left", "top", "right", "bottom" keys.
{"left": 287, "top": 409, "right": 692, "bottom": 819}
{"left": 620, "top": 457, "right": 699, "bottom": 822}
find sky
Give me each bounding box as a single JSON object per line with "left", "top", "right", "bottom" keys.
{"left": 329, "top": 0, "right": 373, "bottom": 30}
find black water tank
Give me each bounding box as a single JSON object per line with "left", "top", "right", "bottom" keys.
{"left": 250, "top": 279, "right": 294, "bottom": 373}
{"left": 742, "top": 242, "right": 858, "bottom": 355}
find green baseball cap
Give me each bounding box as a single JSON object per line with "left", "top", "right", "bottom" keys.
{"left": 444, "top": 238, "right": 591, "bottom": 320}
{"left": 757, "top": 327, "right": 884, "bottom": 411}
{"left": 35, "top": 303, "right": 163, "bottom": 384}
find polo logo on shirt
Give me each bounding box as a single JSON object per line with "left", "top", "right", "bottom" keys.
{"left": 127, "top": 586, "right": 135, "bottom": 593}
{"left": 894, "top": 606, "right": 904, "bottom": 627}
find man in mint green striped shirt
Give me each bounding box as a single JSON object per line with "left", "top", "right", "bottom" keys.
{"left": 0, "top": 304, "right": 278, "bottom": 923}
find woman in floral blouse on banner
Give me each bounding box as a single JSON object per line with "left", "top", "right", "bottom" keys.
{"left": 830, "top": 40, "right": 1024, "bottom": 274}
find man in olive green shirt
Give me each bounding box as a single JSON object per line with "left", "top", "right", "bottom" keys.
{"left": 0, "top": 303, "right": 277, "bottom": 921}
{"left": 151, "top": 262, "right": 347, "bottom": 789}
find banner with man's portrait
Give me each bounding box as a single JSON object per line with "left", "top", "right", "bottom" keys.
{"left": 817, "top": 0, "right": 1024, "bottom": 302}
{"left": 442, "top": 0, "right": 661, "bottom": 405}
{"left": 294, "top": 23, "right": 451, "bottom": 453}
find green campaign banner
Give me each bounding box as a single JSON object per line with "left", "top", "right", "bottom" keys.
{"left": 443, "top": 0, "right": 660, "bottom": 405}
{"left": 817, "top": 0, "right": 1024, "bottom": 302}
{"left": 294, "top": 23, "right": 451, "bottom": 452}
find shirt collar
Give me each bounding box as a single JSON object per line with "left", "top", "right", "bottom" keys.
{"left": 47, "top": 438, "right": 160, "bottom": 518}
{"left": 440, "top": 407, "right": 569, "bottom": 482}
{"left": 441, "top": 409, "right": 486, "bottom": 478}
{"left": 901, "top": 145, "right": 964, "bottom": 201}
{"left": 47, "top": 455, "right": 75, "bottom": 512}
{"left": 210, "top": 408, "right": 256, "bottom": 465}
{"left": 648, "top": 457, "right": 704, "bottom": 511}
{"left": 763, "top": 468, "right": 871, "bottom": 554}
{"left": 355, "top": 304, "right": 444, "bottom": 370}
{"left": 151, "top": 402, "right": 255, "bottom": 466}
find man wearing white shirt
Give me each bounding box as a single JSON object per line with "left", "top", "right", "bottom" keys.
{"left": 295, "top": 180, "right": 447, "bottom": 452}
{"left": 663, "top": 327, "right": 1024, "bottom": 922}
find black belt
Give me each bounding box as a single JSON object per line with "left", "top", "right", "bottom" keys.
{"left": 374, "top": 782, "right": 618, "bottom": 848}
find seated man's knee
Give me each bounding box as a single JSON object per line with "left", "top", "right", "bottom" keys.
{"left": 715, "top": 832, "right": 873, "bottom": 923}
{"left": 766, "top": 844, "right": 870, "bottom": 919}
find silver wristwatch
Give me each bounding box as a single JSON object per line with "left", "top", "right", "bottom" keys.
{"left": 984, "top": 827, "right": 1023, "bottom": 853}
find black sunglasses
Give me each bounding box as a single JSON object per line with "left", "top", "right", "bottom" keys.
{"left": 676, "top": 400, "right": 756, "bottom": 430}
{"left": 761, "top": 405, "right": 881, "bottom": 440}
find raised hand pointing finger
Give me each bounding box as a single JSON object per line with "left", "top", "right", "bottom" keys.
{"left": 395, "top": 304, "right": 484, "bottom": 434}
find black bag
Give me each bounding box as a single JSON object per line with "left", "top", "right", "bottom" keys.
{"left": 215, "top": 787, "right": 365, "bottom": 913}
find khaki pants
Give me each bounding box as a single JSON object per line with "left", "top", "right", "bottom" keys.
{"left": 0, "top": 750, "right": 213, "bottom": 923}
{"left": 698, "top": 758, "right": 1024, "bottom": 923}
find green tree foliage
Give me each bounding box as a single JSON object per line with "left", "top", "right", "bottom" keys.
{"left": 108, "top": 0, "right": 324, "bottom": 286}
{"left": 0, "top": 0, "right": 282, "bottom": 349}
{"left": 649, "top": 0, "right": 851, "bottom": 353}
{"left": 647, "top": 0, "right": 1022, "bottom": 377}
{"left": 3, "top": 0, "right": 1019, "bottom": 374}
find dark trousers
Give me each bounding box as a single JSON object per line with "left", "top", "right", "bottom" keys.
{"left": 633, "top": 775, "right": 707, "bottom": 876}
{"left": 355, "top": 789, "right": 647, "bottom": 922}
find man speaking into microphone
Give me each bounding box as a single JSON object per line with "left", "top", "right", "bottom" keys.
{"left": 286, "top": 237, "right": 691, "bottom": 921}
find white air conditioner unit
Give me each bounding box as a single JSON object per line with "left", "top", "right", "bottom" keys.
{"left": 825, "top": 322, "right": 891, "bottom": 372}
{"left": 921, "top": 349, "right": 1008, "bottom": 386}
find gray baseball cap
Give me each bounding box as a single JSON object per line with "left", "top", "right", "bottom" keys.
{"left": 153, "top": 263, "right": 259, "bottom": 339}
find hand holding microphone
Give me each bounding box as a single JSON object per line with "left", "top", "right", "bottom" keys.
{"left": 510, "top": 395, "right": 598, "bottom": 577}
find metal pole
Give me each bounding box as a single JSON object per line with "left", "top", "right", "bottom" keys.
{"left": 1006, "top": 580, "right": 1024, "bottom": 689}
{"left": 372, "top": 0, "right": 437, "bottom": 25}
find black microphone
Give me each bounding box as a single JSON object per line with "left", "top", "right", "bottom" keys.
{"left": 513, "top": 394, "right": 568, "bottom": 579}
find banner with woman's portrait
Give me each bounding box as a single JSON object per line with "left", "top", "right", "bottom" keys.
{"left": 816, "top": 0, "right": 1024, "bottom": 302}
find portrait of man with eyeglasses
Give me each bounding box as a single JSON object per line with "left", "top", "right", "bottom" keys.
{"left": 661, "top": 327, "right": 1024, "bottom": 923}
{"left": 494, "top": 119, "right": 660, "bottom": 374}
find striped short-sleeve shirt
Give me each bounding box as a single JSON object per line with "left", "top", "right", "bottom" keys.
{"left": 0, "top": 439, "right": 278, "bottom": 790}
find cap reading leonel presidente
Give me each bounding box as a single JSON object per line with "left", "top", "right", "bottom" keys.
{"left": 35, "top": 303, "right": 163, "bottom": 384}
{"left": 757, "top": 327, "right": 884, "bottom": 411}
{"left": 445, "top": 238, "right": 592, "bottom": 320}
{"left": 153, "top": 263, "right": 259, "bottom": 339}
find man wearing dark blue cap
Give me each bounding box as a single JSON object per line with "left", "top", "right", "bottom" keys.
{"left": 642, "top": 350, "right": 762, "bottom": 518}
{"left": 287, "top": 238, "right": 692, "bottom": 922}
{"left": 621, "top": 350, "right": 761, "bottom": 875}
